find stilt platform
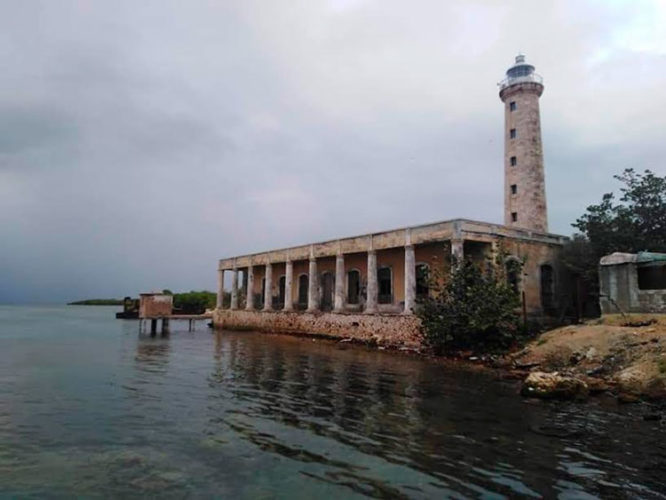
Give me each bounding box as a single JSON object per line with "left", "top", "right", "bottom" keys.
{"left": 139, "top": 314, "right": 212, "bottom": 334}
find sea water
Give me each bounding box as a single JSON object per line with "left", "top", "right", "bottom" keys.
{"left": 0, "top": 305, "right": 664, "bottom": 498}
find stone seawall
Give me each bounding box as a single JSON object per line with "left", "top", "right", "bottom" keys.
{"left": 213, "top": 309, "right": 422, "bottom": 348}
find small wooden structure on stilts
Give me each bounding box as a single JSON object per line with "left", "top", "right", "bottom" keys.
{"left": 138, "top": 292, "right": 210, "bottom": 335}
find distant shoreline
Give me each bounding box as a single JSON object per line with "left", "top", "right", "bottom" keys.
{"left": 67, "top": 299, "right": 123, "bottom": 306}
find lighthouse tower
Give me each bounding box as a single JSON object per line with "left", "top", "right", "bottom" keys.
{"left": 499, "top": 55, "right": 548, "bottom": 233}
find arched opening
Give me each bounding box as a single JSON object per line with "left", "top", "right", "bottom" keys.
{"left": 320, "top": 272, "right": 335, "bottom": 311}
{"left": 416, "top": 263, "right": 429, "bottom": 299}
{"left": 297, "top": 274, "right": 308, "bottom": 310}
{"left": 278, "top": 275, "right": 286, "bottom": 309}
{"left": 347, "top": 269, "right": 361, "bottom": 304}
{"left": 540, "top": 264, "right": 555, "bottom": 313}
{"left": 378, "top": 267, "right": 392, "bottom": 304}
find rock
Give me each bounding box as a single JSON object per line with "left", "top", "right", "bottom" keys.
{"left": 615, "top": 366, "right": 646, "bottom": 395}
{"left": 514, "top": 360, "right": 541, "bottom": 370}
{"left": 618, "top": 392, "right": 641, "bottom": 404}
{"left": 511, "top": 347, "right": 531, "bottom": 359}
{"left": 585, "top": 347, "right": 598, "bottom": 361}
{"left": 569, "top": 352, "right": 583, "bottom": 365}
{"left": 582, "top": 376, "right": 610, "bottom": 394}
{"left": 521, "top": 371, "right": 589, "bottom": 400}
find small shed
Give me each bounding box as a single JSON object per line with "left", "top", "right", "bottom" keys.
{"left": 599, "top": 252, "right": 666, "bottom": 314}
{"left": 139, "top": 292, "right": 173, "bottom": 318}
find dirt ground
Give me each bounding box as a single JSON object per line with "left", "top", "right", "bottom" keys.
{"left": 507, "top": 314, "right": 666, "bottom": 401}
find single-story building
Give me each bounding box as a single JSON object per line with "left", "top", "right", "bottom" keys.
{"left": 599, "top": 252, "right": 666, "bottom": 314}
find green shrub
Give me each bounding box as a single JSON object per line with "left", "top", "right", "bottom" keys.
{"left": 415, "top": 256, "right": 522, "bottom": 355}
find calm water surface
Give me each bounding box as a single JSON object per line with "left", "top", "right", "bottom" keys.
{"left": 1, "top": 305, "right": 665, "bottom": 498}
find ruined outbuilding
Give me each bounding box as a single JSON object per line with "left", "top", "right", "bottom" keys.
{"left": 599, "top": 252, "right": 666, "bottom": 314}
{"left": 139, "top": 292, "right": 173, "bottom": 318}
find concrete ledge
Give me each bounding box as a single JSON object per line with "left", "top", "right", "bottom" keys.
{"left": 213, "top": 309, "right": 422, "bottom": 348}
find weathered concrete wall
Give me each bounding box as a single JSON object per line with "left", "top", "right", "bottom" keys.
{"left": 499, "top": 237, "right": 564, "bottom": 314}
{"left": 600, "top": 263, "right": 666, "bottom": 314}
{"left": 213, "top": 309, "right": 422, "bottom": 348}
{"left": 139, "top": 294, "right": 173, "bottom": 318}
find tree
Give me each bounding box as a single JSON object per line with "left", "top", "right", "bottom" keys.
{"left": 415, "top": 257, "right": 522, "bottom": 355}
{"left": 172, "top": 290, "right": 216, "bottom": 314}
{"left": 560, "top": 235, "right": 601, "bottom": 318}
{"left": 566, "top": 169, "right": 665, "bottom": 318}
{"left": 573, "top": 169, "right": 666, "bottom": 256}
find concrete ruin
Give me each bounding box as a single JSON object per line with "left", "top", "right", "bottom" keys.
{"left": 214, "top": 55, "right": 569, "bottom": 344}
{"left": 599, "top": 252, "right": 666, "bottom": 314}
{"left": 139, "top": 292, "right": 173, "bottom": 318}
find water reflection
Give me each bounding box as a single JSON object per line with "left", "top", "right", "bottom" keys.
{"left": 135, "top": 334, "right": 171, "bottom": 373}
{"left": 1, "top": 305, "right": 664, "bottom": 498}
{"left": 206, "top": 331, "right": 666, "bottom": 498}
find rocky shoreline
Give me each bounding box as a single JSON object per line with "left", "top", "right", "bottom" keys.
{"left": 497, "top": 314, "right": 666, "bottom": 404}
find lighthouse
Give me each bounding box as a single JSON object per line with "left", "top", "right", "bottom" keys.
{"left": 499, "top": 54, "right": 548, "bottom": 233}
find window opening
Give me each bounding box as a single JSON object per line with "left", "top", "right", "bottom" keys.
{"left": 347, "top": 270, "right": 361, "bottom": 304}
{"left": 416, "top": 264, "right": 429, "bottom": 298}
{"left": 278, "top": 276, "right": 286, "bottom": 309}
{"left": 297, "top": 274, "right": 308, "bottom": 309}
{"left": 637, "top": 264, "right": 666, "bottom": 290}
{"left": 378, "top": 267, "right": 392, "bottom": 304}
{"left": 540, "top": 265, "right": 555, "bottom": 313}
{"left": 320, "top": 272, "right": 335, "bottom": 311}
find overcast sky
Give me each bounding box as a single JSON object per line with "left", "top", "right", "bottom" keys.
{"left": 1, "top": 0, "right": 665, "bottom": 303}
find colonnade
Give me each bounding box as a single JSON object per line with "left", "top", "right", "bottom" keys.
{"left": 218, "top": 238, "right": 465, "bottom": 315}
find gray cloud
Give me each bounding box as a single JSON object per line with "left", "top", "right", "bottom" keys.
{"left": 1, "top": 0, "right": 665, "bottom": 303}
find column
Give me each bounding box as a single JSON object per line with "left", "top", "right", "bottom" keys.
{"left": 307, "top": 257, "right": 320, "bottom": 312}
{"left": 284, "top": 260, "right": 294, "bottom": 311}
{"left": 334, "top": 253, "right": 345, "bottom": 312}
{"left": 216, "top": 269, "right": 225, "bottom": 309}
{"left": 365, "top": 250, "right": 378, "bottom": 313}
{"left": 404, "top": 245, "right": 416, "bottom": 314}
{"left": 246, "top": 265, "right": 255, "bottom": 310}
{"left": 263, "top": 263, "right": 273, "bottom": 311}
{"left": 451, "top": 239, "right": 464, "bottom": 265}
{"left": 230, "top": 268, "right": 239, "bottom": 310}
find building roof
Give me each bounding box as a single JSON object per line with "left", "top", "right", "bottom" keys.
{"left": 600, "top": 251, "right": 666, "bottom": 266}
{"left": 219, "top": 218, "right": 568, "bottom": 270}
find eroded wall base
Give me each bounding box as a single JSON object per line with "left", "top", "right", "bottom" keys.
{"left": 213, "top": 309, "right": 422, "bottom": 348}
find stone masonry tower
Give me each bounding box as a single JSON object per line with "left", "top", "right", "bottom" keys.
{"left": 499, "top": 54, "right": 548, "bottom": 233}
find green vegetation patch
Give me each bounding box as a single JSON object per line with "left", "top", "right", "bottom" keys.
{"left": 68, "top": 299, "right": 123, "bottom": 306}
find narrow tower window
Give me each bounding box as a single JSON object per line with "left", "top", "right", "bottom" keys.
{"left": 509, "top": 101, "right": 516, "bottom": 111}
{"left": 511, "top": 184, "right": 517, "bottom": 195}
{"left": 511, "top": 212, "right": 517, "bottom": 222}
{"left": 510, "top": 128, "right": 517, "bottom": 139}
{"left": 510, "top": 156, "right": 517, "bottom": 166}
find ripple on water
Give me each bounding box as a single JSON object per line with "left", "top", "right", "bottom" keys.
{"left": 1, "top": 306, "right": 665, "bottom": 498}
